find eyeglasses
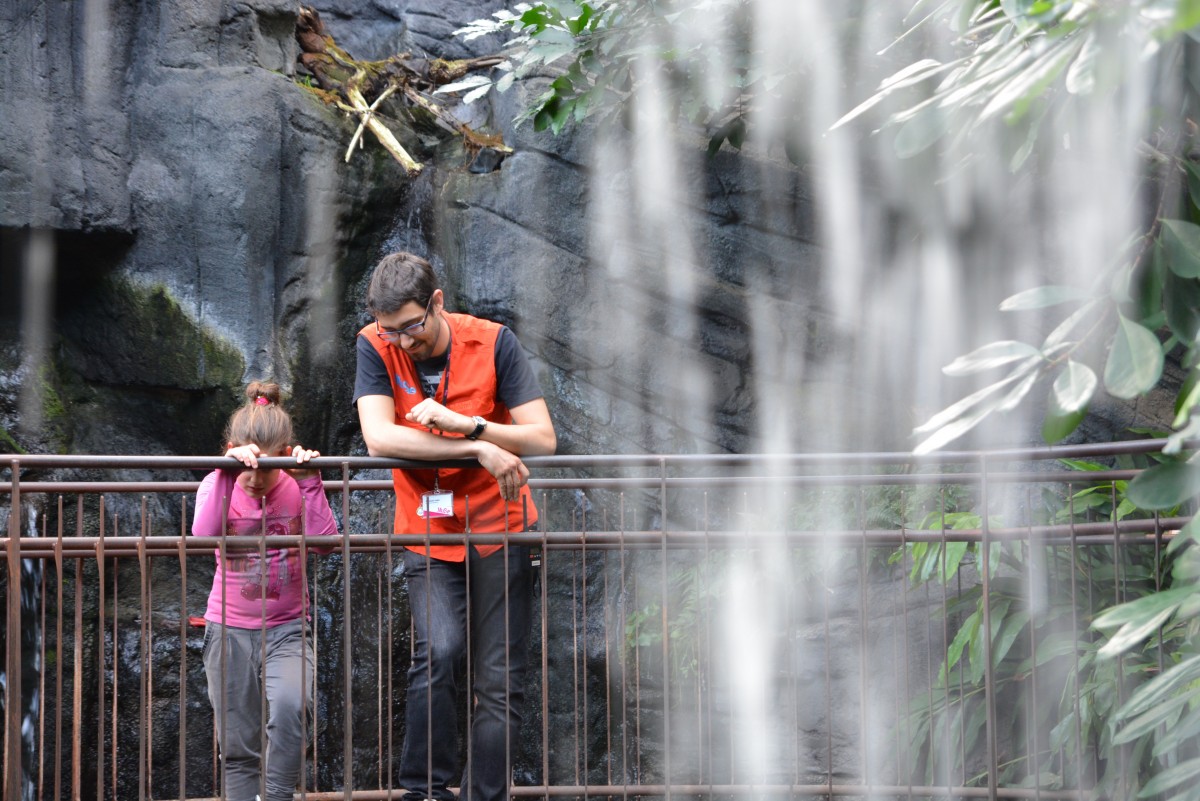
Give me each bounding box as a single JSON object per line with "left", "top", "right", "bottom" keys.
{"left": 376, "top": 298, "right": 433, "bottom": 343}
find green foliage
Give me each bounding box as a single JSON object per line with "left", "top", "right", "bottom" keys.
{"left": 448, "top": 0, "right": 790, "bottom": 154}
{"left": 623, "top": 551, "right": 727, "bottom": 681}
{"left": 851, "top": 1, "right": 1200, "bottom": 458}
{"left": 892, "top": 455, "right": 1180, "bottom": 796}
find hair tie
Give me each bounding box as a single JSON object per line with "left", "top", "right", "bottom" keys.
{"left": 254, "top": 395, "right": 270, "bottom": 406}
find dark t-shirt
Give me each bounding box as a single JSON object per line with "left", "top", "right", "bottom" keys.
{"left": 353, "top": 325, "right": 544, "bottom": 411}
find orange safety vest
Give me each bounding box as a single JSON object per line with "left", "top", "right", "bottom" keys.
{"left": 359, "top": 311, "right": 538, "bottom": 560}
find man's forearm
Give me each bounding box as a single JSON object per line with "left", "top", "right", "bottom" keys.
{"left": 362, "top": 421, "right": 485, "bottom": 461}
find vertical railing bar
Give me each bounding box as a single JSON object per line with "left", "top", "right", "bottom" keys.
{"left": 633, "top": 501, "right": 643, "bottom": 787}
{"left": 219, "top": 489, "right": 230, "bottom": 800}
{"left": 144, "top": 495, "right": 155, "bottom": 800}
{"left": 73, "top": 495, "right": 83, "bottom": 801}
{"left": 957, "top": 528, "right": 966, "bottom": 788}
{"left": 539, "top": 491, "right": 550, "bottom": 800}
{"left": 1066, "top": 486, "right": 1085, "bottom": 799}
{"left": 3, "top": 458, "right": 20, "bottom": 801}
{"left": 618, "top": 492, "right": 629, "bottom": 801}
{"left": 385, "top": 506, "right": 395, "bottom": 797}
{"left": 178, "top": 495, "right": 189, "bottom": 801}
{"left": 602, "top": 505, "right": 613, "bottom": 790}
{"left": 937, "top": 487, "right": 950, "bottom": 799}
{"left": 857, "top": 486, "right": 870, "bottom": 792}
{"left": 824, "top": 499, "right": 835, "bottom": 799}
{"left": 502, "top": 497, "right": 514, "bottom": 801}
{"left": 899, "top": 490, "right": 912, "bottom": 798}
{"left": 1154, "top": 511, "right": 1164, "bottom": 676}
{"left": 979, "top": 456, "right": 999, "bottom": 801}
{"left": 581, "top": 498, "right": 590, "bottom": 795}
{"left": 314, "top": 500, "right": 323, "bottom": 781}
{"left": 703, "top": 492, "right": 714, "bottom": 797}
{"left": 658, "top": 457, "right": 671, "bottom": 801}
{"left": 1111, "top": 483, "right": 1127, "bottom": 797}
{"left": 259, "top": 497, "right": 270, "bottom": 801}
{"left": 300, "top": 487, "right": 311, "bottom": 801}
{"left": 138, "top": 498, "right": 149, "bottom": 801}
{"left": 341, "top": 461, "right": 353, "bottom": 799}
{"left": 1023, "top": 489, "right": 1041, "bottom": 801}
{"left": 377, "top": 549, "right": 384, "bottom": 785}
{"left": 463, "top": 495, "right": 474, "bottom": 800}
{"left": 781, "top": 486, "right": 797, "bottom": 801}
{"left": 96, "top": 496, "right": 107, "bottom": 801}
{"left": 112, "top": 514, "right": 120, "bottom": 801}
{"left": 55, "top": 495, "right": 65, "bottom": 801}
{"left": 38, "top": 510, "right": 47, "bottom": 801}
{"left": 571, "top": 518, "right": 580, "bottom": 786}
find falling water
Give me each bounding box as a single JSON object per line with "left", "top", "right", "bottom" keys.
{"left": 566, "top": 0, "right": 1172, "bottom": 795}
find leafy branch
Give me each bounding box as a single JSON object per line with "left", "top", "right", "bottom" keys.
{"left": 447, "top": 0, "right": 790, "bottom": 155}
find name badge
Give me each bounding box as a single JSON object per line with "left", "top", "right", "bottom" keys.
{"left": 417, "top": 490, "right": 454, "bottom": 519}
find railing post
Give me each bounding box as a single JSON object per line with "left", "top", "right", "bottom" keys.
{"left": 5, "top": 458, "right": 23, "bottom": 801}
{"left": 979, "top": 454, "right": 999, "bottom": 801}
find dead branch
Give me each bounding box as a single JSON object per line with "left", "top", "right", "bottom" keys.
{"left": 295, "top": 6, "right": 510, "bottom": 176}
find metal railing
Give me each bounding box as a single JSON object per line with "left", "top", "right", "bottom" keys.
{"left": 2, "top": 441, "right": 1191, "bottom": 801}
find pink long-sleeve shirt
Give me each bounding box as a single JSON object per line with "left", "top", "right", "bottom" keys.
{"left": 192, "top": 469, "right": 338, "bottom": 629}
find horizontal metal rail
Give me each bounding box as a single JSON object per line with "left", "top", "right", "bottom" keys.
{"left": 3, "top": 441, "right": 1190, "bottom": 801}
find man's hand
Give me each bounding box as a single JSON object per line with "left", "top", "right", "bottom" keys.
{"left": 475, "top": 441, "right": 530, "bottom": 501}
{"left": 406, "top": 398, "right": 472, "bottom": 434}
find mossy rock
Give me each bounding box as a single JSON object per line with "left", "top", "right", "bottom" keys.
{"left": 59, "top": 274, "right": 243, "bottom": 390}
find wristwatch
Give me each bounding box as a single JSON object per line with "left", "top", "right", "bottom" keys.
{"left": 466, "top": 415, "right": 488, "bottom": 440}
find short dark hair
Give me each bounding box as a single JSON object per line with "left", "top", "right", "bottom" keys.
{"left": 366, "top": 252, "right": 437, "bottom": 316}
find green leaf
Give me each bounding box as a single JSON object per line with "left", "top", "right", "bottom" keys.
{"left": 979, "top": 35, "right": 1082, "bottom": 122}
{"left": 1175, "top": 369, "right": 1200, "bottom": 428}
{"left": 1000, "top": 285, "right": 1091, "bottom": 311}
{"left": 1064, "top": 29, "right": 1098, "bottom": 94}
{"left": 1126, "top": 461, "right": 1200, "bottom": 510}
{"left": 913, "top": 362, "right": 1042, "bottom": 454}
{"left": 940, "top": 608, "right": 980, "bottom": 686}
{"left": 943, "top": 340, "right": 1041, "bottom": 376}
{"left": 1043, "top": 360, "right": 1096, "bottom": 443}
{"left": 893, "top": 103, "right": 950, "bottom": 159}
{"left": 1051, "top": 360, "right": 1097, "bottom": 413}
{"left": 1135, "top": 756, "right": 1200, "bottom": 798}
{"left": 1164, "top": 270, "right": 1200, "bottom": 343}
{"left": 1185, "top": 159, "right": 1200, "bottom": 211}
{"left": 1129, "top": 239, "right": 1166, "bottom": 326}
{"left": 1093, "top": 586, "right": 1192, "bottom": 633}
{"left": 1166, "top": 513, "right": 1200, "bottom": 555}
{"left": 1097, "top": 604, "right": 1179, "bottom": 657}
{"left": 1162, "top": 219, "right": 1200, "bottom": 278}
{"left": 1113, "top": 685, "right": 1200, "bottom": 745}
{"left": 992, "top": 609, "right": 1031, "bottom": 666}
{"left": 1103, "top": 314, "right": 1164, "bottom": 399}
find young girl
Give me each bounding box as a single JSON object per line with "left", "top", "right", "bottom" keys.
{"left": 192, "top": 381, "right": 338, "bottom": 801}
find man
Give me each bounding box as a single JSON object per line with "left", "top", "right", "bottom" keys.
{"left": 353, "top": 251, "right": 556, "bottom": 801}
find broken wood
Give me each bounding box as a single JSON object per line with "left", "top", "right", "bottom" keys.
{"left": 295, "top": 6, "right": 511, "bottom": 176}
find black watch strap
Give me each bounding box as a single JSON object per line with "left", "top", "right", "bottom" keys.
{"left": 467, "top": 416, "right": 487, "bottom": 440}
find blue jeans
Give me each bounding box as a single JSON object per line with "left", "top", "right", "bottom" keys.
{"left": 202, "top": 619, "right": 313, "bottom": 801}
{"left": 399, "top": 544, "right": 536, "bottom": 801}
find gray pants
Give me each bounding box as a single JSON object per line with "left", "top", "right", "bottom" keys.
{"left": 202, "top": 619, "right": 314, "bottom": 801}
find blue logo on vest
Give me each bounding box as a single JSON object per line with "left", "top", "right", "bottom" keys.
{"left": 398, "top": 378, "right": 417, "bottom": 395}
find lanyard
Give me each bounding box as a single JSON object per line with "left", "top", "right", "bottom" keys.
{"left": 417, "top": 327, "right": 451, "bottom": 490}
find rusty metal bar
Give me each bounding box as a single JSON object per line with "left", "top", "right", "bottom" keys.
{"left": 0, "top": 436, "right": 1192, "bottom": 469}
{"left": 0, "top": 468, "right": 1164, "bottom": 495}
{"left": 4, "top": 458, "right": 22, "bottom": 801}
{"left": 5, "top": 447, "right": 1191, "bottom": 801}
